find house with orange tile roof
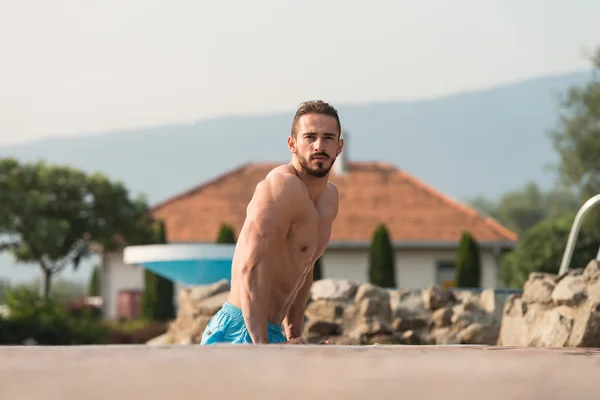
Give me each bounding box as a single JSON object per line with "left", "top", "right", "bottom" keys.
{"left": 99, "top": 150, "right": 517, "bottom": 319}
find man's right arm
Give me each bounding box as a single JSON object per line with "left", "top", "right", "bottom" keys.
{"left": 239, "top": 176, "right": 296, "bottom": 344}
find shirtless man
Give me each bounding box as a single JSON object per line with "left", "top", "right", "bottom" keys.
{"left": 201, "top": 100, "right": 344, "bottom": 345}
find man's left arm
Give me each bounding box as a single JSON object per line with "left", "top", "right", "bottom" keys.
{"left": 283, "top": 270, "right": 313, "bottom": 341}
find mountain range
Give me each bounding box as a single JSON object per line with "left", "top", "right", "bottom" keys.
{"left": 0, "top": 70, "right": 594, "bottom": 206}
{"left": 0, "top": 69, "right": 593, "bottom": 283}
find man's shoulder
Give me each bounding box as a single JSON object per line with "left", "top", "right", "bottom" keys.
{"left": 264, "top": 166, "right": 300, "bottom": 183}
{"left": 322, "top": 181, "right": 339, "bottom": 219}
{"left": 326, "top": 181, "right": 339, "bottom": 196}
{"left": 255, "top": 166, "right": 305, "bottom": 198}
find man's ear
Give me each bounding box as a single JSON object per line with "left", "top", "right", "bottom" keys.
{"left": 287, "top": 136, "right": 296, "bottom": 153}
{"left": 337, "top": 138, "right": 345, "bottom": 155}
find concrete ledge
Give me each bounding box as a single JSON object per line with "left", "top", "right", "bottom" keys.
{"left": 2, "top": 345, "right": 600, "bottom": 399}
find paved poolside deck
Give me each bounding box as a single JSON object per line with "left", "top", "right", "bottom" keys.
{"left": 1, "top": 344, "right": 599, "bottom": 399}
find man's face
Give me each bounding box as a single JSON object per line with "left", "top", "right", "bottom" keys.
{"left": 290, "top": 113, "right": 343, "bottom": 178}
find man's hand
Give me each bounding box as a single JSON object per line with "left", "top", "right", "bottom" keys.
{"left": 282, "top": 338, "right": 332, "bottom": 345}
{"left": 284, "top": 337, "right": 308, "bottom": 344}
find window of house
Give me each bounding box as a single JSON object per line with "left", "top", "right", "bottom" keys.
{"left": 436, "top": 260, "right": 456, "bottom": 288}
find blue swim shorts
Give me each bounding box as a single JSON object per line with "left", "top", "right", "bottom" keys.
{"left": 200, "top": 301, "right": 286, "bottom": 345}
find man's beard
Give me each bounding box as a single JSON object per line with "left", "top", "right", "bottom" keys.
{"left": 299, "top": 152, "right": 336, "bottom": 178}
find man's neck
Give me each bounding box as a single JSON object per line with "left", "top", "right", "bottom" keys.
{"left": 290, "top": 162, "right": 328, "bottom": 205}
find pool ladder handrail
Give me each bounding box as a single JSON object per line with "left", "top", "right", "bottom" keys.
{"left": 558, "top": 193, "right": 600, "bottom": 276}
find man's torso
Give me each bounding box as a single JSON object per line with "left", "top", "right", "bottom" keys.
{"left": 227, "top": 165, "right": 337, "bottom": 325}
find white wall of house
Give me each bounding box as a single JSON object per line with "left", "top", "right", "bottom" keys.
{"left": 100, "top": 250, "right": 183, "bottom": 319}
{"left": 100, "top": 250, "right": 144, "bottom": 319}
{"left": 321, "top": 247, "right": 502, "bottom": 289}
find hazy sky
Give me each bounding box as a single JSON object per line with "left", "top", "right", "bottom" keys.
{"left": 1, "top": 0, "right": 600, "bottom": 284}
{"left": 1, "top": 0, "right": 599, "bottom": 147}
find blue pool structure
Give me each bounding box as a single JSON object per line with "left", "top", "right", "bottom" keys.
{"left": 123, "top": 243, "right": 236, "bottom": 286}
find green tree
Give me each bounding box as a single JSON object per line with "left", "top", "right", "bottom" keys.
{"left": 216, "top": 223, "right": 236, "bottom": 244}
{"left": 1, "top": 284, "right": 109, "bottom": 345}
{"left": 141, "top": 220, "right": 175, "bottom": 322}
{"left": 467, "top": 181, "right": 580, "bottom": 234}
{"left": 368, "top": 223, "right": 396, "bottom": 288}
{"left": 0, "top": 158, "right": 156, "bottom": 299}
{"left": 498, "top": 212, "right": 600, "bottom": 288}
{"left": 88, "top": 265, "right": 100, "bottom": 296}
{"left": 455, "top": 231, "right": 481, "bottom": 288}
{"left": 313, "top": 257, "right": 323, "bottom": 281}
{"left": 49, "top": 278, "right": 87, "bottom": 305}
{"left": 549, "top": 47, "right": 600, "bottom": 202}
{"left": 0, "top": 278, "right": 12, "bottom": 303}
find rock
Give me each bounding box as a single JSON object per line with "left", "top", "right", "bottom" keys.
{"left": 178, "top": 280, "right": 229, "bottom": 315}
{"left": 303, "top": 298, "right": 354, "bottom": 343}
{"left": 529, "top": 310, "right": 573, "bottom": 347}
{"left": 194, "top": 291, "right": 230, "bottom": 315}
{"left": 328, "top": 335, "right": 361, "bottom": 345}
{"left": 422, "top": 285, "right": 457, "bottom": 311}
{"left": 355, "top": 283, "right": 391, "bottom": 321}
{"left": 389, "top": 289, "right": 426, "bottom": 316}
{"left": 305, "top": 300, "right": 347, "bottom": 322}
{"left": 588, "top": 279, "right": 600, "bottom": 304}
{"left": 497, "top": 295, "right": 529, "bottom": 346}
{"left": 342, "top": 317, "right": 393, "bottom": 343}
{"left": 309, "top": 282, "right": 395, "bottom": 344}
{"left": 311, "top": 279, "right": 358, "bottom": 301}
{"left": 388, "top": 288, "right": 430, "bottom": 344}
{"left": 366, "top": 330, "right": 423, "bottom": 345}
{"left": 477, "top": 289, "right": 505, "bottom": 324}
{"left": 389, "top": 289, "right": 429, "bottom": 331}
{"left": 452, "top": 290, "right": 475, "bottom": 304}
{"left": 425, "top": 289, "right": 504, "bottom": 345}
{"left": 146, "top": 333, "right": 170, "bottom": 346}
{"left": 428, "top": 327, "right": 461, "bottom": 345}
{"left": 551, "top": 275, "right": 587, "bottom": 306}
{"left": 392, "top": 316, "right": 428, "bottom": 332}
{"left": 563, "top": 302, "right": 600, "bottom": 347}
{"left": 366, "top": 333, "right": 402, "bottom": 345}
{"left": 188, "top": 280, "right": 230, "bottom": 303}
{"left": 583, "top": 259, "right": 600, "bottom": 283}
{"left": 177, "top": 290, "right": 196, "bottom": 315}
{"left": 477, "top": 289, "right": 497, "bottom": 313}
{"left": 431, "top": 307, "right": 453, "bottom": 328}
{"left": 450, "top": 304, "right": 472, "bottom": 329}
{"left": 305, "top": 320, "right": 340, "bottom": 336}
{"left": 355, "top": 283, "right": 390, "bottom": 303}
{"left": 458, "top": 323, "right": 500, "bottom": 345}
{"left": 167, "top": 313, "right": 213, "bottom": 345}
{"left": 399, "top": 330, "right": 421, "bottom": 345}
{"left": 164, "top": 284, "right": 230, "bottom": 345}
{"left": 522, "top": 273, "right": 556, "bottom": 304}
{"left": 498, "top": 262, "right": 600, "bottom": 348}
{"left": 361, "top": 319, "right": 393, "bottom": 337}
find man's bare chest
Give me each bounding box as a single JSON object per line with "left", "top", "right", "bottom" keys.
{"left": 287, "top": 210, "right": 333, "bottom": 261}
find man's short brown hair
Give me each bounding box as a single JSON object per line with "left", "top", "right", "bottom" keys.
{"left": 291, "top": 100, "right": 341, "bottom": 138}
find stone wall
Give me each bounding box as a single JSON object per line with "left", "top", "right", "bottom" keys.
{"left": 165, "top": 280, "right": 230, "bottom": 345}
{"left": 498, "top": 259, "right": 600, "bottom": 347}
{"left": 305, "top": 280, "right": 504, "bottom": 345}
{"left": 152, "top": 257, "right": 600, "bottom": 348}
{"left": 161, "top": 278, "right": 505, "bottom": 346}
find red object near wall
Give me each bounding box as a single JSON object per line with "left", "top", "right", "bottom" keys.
{"left": 116, "top": 290, "right": 142, "bottom": 320}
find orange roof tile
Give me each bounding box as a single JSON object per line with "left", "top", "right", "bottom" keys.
{"left": 150, "top": 162, "right": 517, "bottom": 246}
